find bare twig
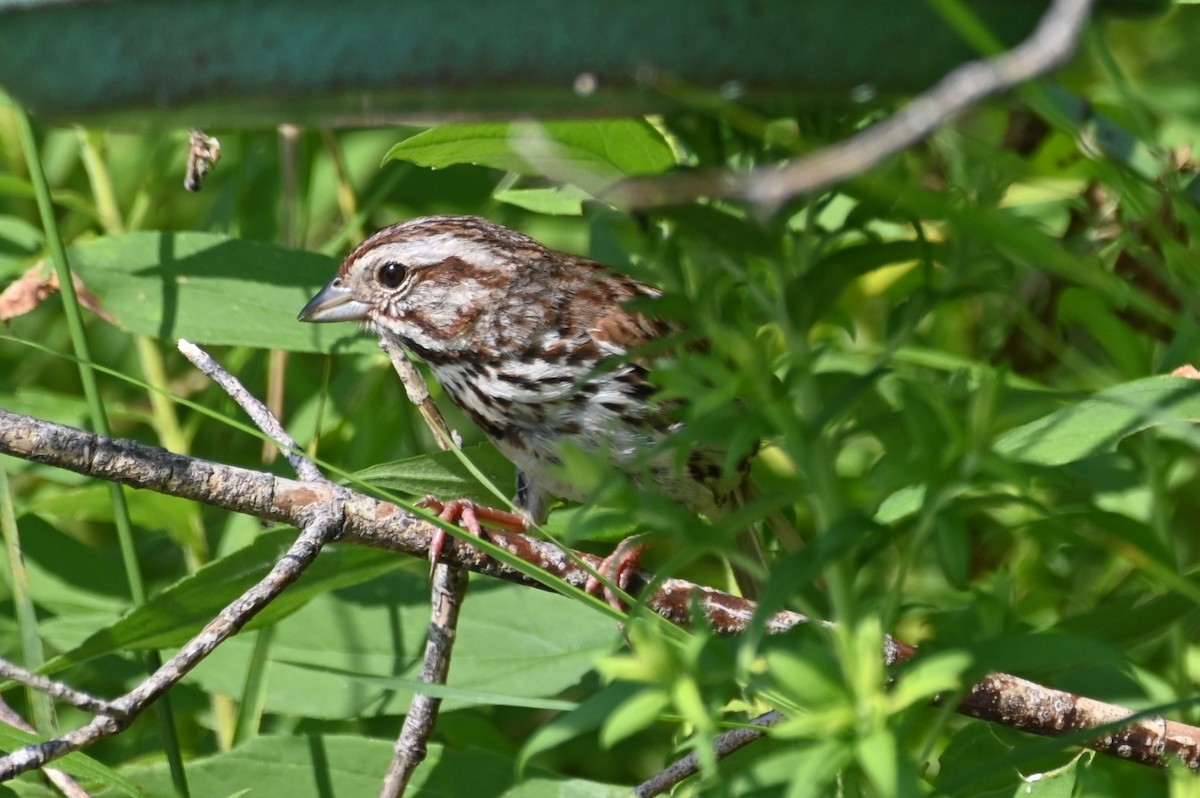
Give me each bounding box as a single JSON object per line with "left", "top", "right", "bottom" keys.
{"left": 378, "top": 336, "right": 468, "bottom": 796}
{"left": 637, "top": 710, "right": 785, "bottom": 798}
{"left": 178, "top": 339, "right": 323, "bottom": 483}
{"left": 379, "top": 337, "right": 457, "bottom": 451}
{"left": 380, "top": 564, "right": 470, "bottom": 798}
{"left": 0, "top": 697, "right": 90, "bottom": 798}
{"left": 0, "top": 660, "right": 115, "bottom": 716}
{"left": 0, "top": 407, "right": 1197, "bottom": 775}
{"left": 607, "top": 0, "right": 1094, "bottom": 212}
{"left": 0, "top": 509, "right": 341, "bottom": 780}
{"left": 179, "top": 339, "right": 324, "bottom": 754}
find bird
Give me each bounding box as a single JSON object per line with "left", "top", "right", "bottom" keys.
{"left": 299, "top": 215, "right": 765, "bottom": 596}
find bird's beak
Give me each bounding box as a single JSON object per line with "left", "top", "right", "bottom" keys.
{"left": 298, "top": 279, "right": 371, "bottom": 323}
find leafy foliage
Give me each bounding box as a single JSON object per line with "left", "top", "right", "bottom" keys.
{"left": 2, "top": 8, "right": 1200, "bottom": 798}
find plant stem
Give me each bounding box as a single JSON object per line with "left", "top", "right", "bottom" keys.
{"left": 18, "top": 109, "right": 191, "bottom": 798}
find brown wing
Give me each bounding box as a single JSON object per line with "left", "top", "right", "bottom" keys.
{"left": 581, "top": 270, "right": 670, "bottom": 357}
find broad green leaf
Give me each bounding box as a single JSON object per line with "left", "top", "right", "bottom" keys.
{"left": 384, "top": 119, "right": 676, "bottom": 182}
{"left": 955, "top": 634, "right": 1126, "bottom": 682}
{"left": 184, "top": 576, "right": 616, "bottom": 720}
{"left": 355, "top": 444, "right": 515, "bottom": 503}
{"left": 0, "top": 174, "right": 34, "bottom": 198}
{"left": 1057, "top": 590, "right": 1196, "bottom": 650}
{"left": 494, "top": 184, "right": 589, "bottom": 215}
{"left": 65, "top": 232, "right": 376, "bottom": 353}
{"left": 807, "top": 240, "right": 941, "bottom": 311}
{"left": 25, "top": 484, "right": 197, "bottom": 547}
{"left": 0, "top": 387, "right": 94, "bottom": 429}
{"left": 123, "top": 735, "right": 392, "bottom": 798}
{"left": 937, "top": 725, "right": 1017, "bottom": 798}
{"left": 124, "top": 735, "right": 626, "bottom": 798}
{"left": 293, "top": 669, "right": 579, "bottom": 711}
{"left": 996, "top": 376, "right": 1200, "bottom": 465}
{"left": 0, "top": 724, "right": 140, "bottom": 796}
{"left": 41, "top": 529, "right": 402, "bottom": 674}
{"left": 1013, "top": 752, "right": 1090, "bottom": 798}
{"left": 8, "top": 516, "right": 129, "bottom": 626}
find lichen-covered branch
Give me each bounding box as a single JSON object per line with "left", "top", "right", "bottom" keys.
{"left": 1, "top": 406, "right": 1198, "bottom": 776}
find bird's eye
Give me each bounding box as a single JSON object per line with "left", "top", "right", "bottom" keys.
{"left": 377, "top": 261, "right": 408, "bottom": 289}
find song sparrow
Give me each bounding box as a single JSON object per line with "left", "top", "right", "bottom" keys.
{"left": 299, "top": 215, "right": 761, "bottom": 590}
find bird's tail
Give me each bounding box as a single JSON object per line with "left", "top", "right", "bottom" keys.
{"left": 729, "top": 482, "right": 804, "bottom": 600}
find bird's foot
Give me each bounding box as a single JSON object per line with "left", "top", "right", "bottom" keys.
{"left": 417, "top": 496, "right": 529, "bottom": 571}
{"left": 586, "top": 535, "right": 647, "bottom": 611}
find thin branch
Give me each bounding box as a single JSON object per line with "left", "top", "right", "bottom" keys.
{"left": 379, "top": 337, "right": 458, "bottom": 451}
{"left": 0, "top": 660, "right": 115, "bottom": 716}
{"left": 380, "top": 564, "right": 469, "bottom": 798}
{"left": 0, "top": 697, "right": 90, "bottom": 798}
{"left": 637, "top": 710, "right": 785, "bottom": 798}
{"left": 377, "top": 336, "right": 470, "bottom": 796}
{"left": 178, "top": 339, "right": 323, "bottom": 483}
{"left": 607, "top": 0, "right": 1094, "bottom": 212}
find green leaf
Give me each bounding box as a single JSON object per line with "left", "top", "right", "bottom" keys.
{"left": 65, "top": 232, "right": 375, "bottom": 353}
{"left": 355, "top": 444, "right": 515, "bottom": 504}
{"left": 0, "top": 725, "right": 140, "bottom": 796}
{"left": 937, "top": 725, "right": 1016, "bottom": 798}
{"left": 40, "top": 529, "right": 402, "bottom": 674}
{"left": 494, "top": 184, "right": 589, "bottom": 215}
{"left": 996, "top": 376, "right": 1200, "bottom": 465}
{"left": 0, "top": 386, "right": 93, "bottom": 430}
{"left": 712, "top": 739, "right": 857, "bottom": 797}
{"left": 1012, "top": 753, "right": 1089, "bottom": 798}
{"left": 878, "top": 376, "right": 1200, "bottom": 523}
{"left": 518, "top": 682, "right": 643, "bottom": 774}
{"left": 384, "top": 119, "right": 676, "bottom": 182}
{"left": 599, "top": 687, "right": 670, "bottom": 748}
{"left": 0, "top": 214, "right": 43, "bottom": 253}
{"left": 0, "top": 175, "right": 96, "bottom": 218}
{"left": 888, "top": 651, "right": 971, "bottom": 712}
{"left": 184, "top": 576, "right": 616, "bottom": 720}
{"left": 856, "top": 728, "right": 899, "bottom": 798}
{"left": 874, "top": 485, "right": 924, "bottom": 524}
{"left": 293, "top": 668, "right": 579, "bottom": 711}
{"left": 124, "top": 735, "right": 391, "bottom": 798}
{"left": 26, "top": 484, "right": 198, "bottom": 548}
{"left": 124, "top": 735, "right": 626, "bottom": 798}
{"left": 9, "top": 516, "right": 129, "bottom": 624}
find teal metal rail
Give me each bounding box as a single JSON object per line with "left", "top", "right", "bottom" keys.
{"left": 0, "top": 0, "right": 1169, "bottom": 129}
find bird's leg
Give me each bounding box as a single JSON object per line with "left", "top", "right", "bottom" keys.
{"left": 417, "top": 496, "right": 529, "bottom": 570}
{"left": 586, "top": 535, "right": 648, "bottom": 611}
{"left": 514, "top": 470, "right": 550, "bottom": 526}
